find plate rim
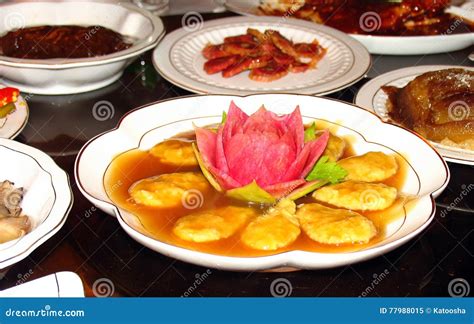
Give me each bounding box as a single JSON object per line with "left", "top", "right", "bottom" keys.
{"left": 152, "top": 16, "right": 371, "bottom": 95}
{"left": 74, "top": 93, "right": 450, "bottom": 270}
{"left": 354, "top": 64, "right": 474, "bottom": 165}
{"left": 0, "top": 139, "right": 73, "bottom": 269}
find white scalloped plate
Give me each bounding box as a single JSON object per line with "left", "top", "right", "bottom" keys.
{"left": 152, "top": 16, "right": 370, "bottom": 95}
{"left": 75, "top": 94, "right": 449, "bottom": 271}
{"left": 225, "top": 0, "right": 474, "bottom": 55}
{"left": 355, "top": 65, "right": 474, "bottom": 165}
{"left": 0, "top": 86, "right": 29, "bottom": 139}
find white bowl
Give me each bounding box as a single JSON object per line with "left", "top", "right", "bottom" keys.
{"left": 75, "top": 94, "right": 449, "bottom": 271}
{"left": 0, "top": 139, "right": 73, "bottom": 269}
{"left": 0, "top": 0, "right": 165, "bottom": 95}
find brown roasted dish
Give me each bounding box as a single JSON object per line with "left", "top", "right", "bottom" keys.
{"left": 383, "top": 68, "right": 474, "bottom": 151}
{"left": 0, "top": 180, "right": 30, "bottom": 244}
{"left": 259, "top": 0, "right": 474, "bottom": 36}
{"left": 0, "top": 25, "right": 132, "bottom": 59}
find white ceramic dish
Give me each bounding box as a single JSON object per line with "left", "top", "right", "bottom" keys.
{"left": 152, "top": 16, "right": 370, "bottom": 95}
{"left": 0, "top": 86, "right": 29, "bottom": 139}
{"left": 0, "top": 272, "right": 84, "bottom": 297}
{"left": 225, "top": 0, "right": 474, "bottom": 55}
{"left": 355, "top": 65, "right": 474, "bottom": 165}
{"left": 0, "top": 139, "right": 73, "bottom": 269}
{"left": 75, "top": 94, "right": 449, "bottom": 271}
{"left": 0, "top": 0, "right": 165, "bottom": 95}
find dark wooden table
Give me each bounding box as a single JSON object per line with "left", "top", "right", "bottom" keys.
{"left": 0, "top": 12, "right": 472, "bottom": 297}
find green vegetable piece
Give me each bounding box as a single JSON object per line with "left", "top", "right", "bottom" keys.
{"left": 286, "top": 180, "right": 328, "bottom": 201}
{"left": 304, "top": 122, "right": 317, "bottom": 142}
{"left": 305, "top": 156, "right": 348, "bottom": 184}
{"left": 192, "top": 143, "right": 223, "bottom": 192}
{"left": 0, "top": 103, "right": 16, "bottom": 119}
{"left": 226, "top": 180, "right": 276, "bottom": 204}
{"left": 221, "top": 111, "right": 227, "bottom": 125}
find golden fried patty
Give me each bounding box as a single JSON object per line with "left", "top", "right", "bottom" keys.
{"left": 129, "top": 172, "right": 210, "bottom": 208}
{"left": 173, "top": 206, "right": 257, "bottom": 242}
{"left": 338, "top": 151, "right": 398, "bottom": 182}
{"left": 297, "top": 203, "right": 376, "bottom": 244}
{"left": 312, "top": 181, "right": 397, "bottom": 211}
{"left": 149, "top": 140, "right": 198, "bottom": 167}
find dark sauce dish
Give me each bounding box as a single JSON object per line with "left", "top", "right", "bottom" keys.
{"left": 0, "top": 1, "right": 164, "bottom": 95}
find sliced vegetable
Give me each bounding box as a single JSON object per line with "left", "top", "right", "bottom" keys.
{"left": 304, "top": 122, "right": 317, "bottom": 142}
{"left": 226, "top": 180, "right": 276, "bottom": 204}
{"left": 192, "top": 143, "right": 223, "bottom": 192}
{"left": 0, "top": 103, "right": 16, "bottom": 119}
{"left": 286, "top": 180, "right": 328, "bottom": 201}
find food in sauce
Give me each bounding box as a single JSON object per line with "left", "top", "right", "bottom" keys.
{"left": 0, "top": 25, "right": 132, "bottom": 59}
{"left": 312, "top": 181, "right": 398, "bottom": 211}
{"left": 0, "top": 180, "right": 30, "bottom": 244}
{"left": 0, "top": 87, "right": 19, "bottom": 128}
{"left": 105, "top": 102, "right": 411, "bottom": 256}
{"left": 383, "top": 68, "right": 474, "bottom": 151}
{"left": 129, "top": 172, "right": 210, "bottom": 208}
{"left": 202, "top": 28, "right": 326, "bottom": 82}
{"left": 297, "top": 203, "right": 376, "bottom": 244}
{"left": 338, "top": 152, "right": 398, "bottom": 182}
{"left": 259, "top": 0, "right": 474, "bottom": 36}
{"left": 241, "top": 199, "right": 300, "bottom": 250}
{"left": 149, "top": 140, "right": 198, "bottom": 167}
{"left": 173, "top": 206, "right": 257, "bottom": 243}
{"left": 316, "top": 130, "right": 346, "bottom": 162}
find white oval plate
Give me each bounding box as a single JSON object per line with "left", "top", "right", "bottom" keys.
{"left": 0, "top": 86, "right": 29, "bottom": 139}
{"left": 0, "top": 1, "right": 165, "bottom": 95}
{"left": 0, "top": 139, "right": 73, "bottom": 270}
{"left": 75, "top": 94, "right": 449, "bottom": 271}
{"left": 225, "top": 0, "right": 474, "bottom": 55}
{"left": 355, "top": 65, "right": 474, "bottom": 165}
{"left": 152, "top": 16, "right": 370, "bottom": 95}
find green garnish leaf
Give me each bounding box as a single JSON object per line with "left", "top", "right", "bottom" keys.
{"left": 304, "top": 122, "right": 317, "bottom": 142}
{"left": 221, "top": 111, "right": 227, "bottom": 125}
{"left": 286, "top": 180, "right": 328, "bottom": 201}
{"left": 305, "top": 156, "right": 348, "bottom": 184}
{"left": 226, "top": 181, "right": 276, "bottom": 204}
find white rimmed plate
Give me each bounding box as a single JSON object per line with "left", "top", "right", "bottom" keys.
{"left": 225, "top": 0, "right": 474, "bottom": 55}
{"left": 75, "top": 94, "right": 449, "bottom": 271}
{"left": 0, "top": 139, "right": 73, "bottom": 269}
{"left": 0, "top": 0, "right": 165, "bottom": 95}
{"left": 152, "top": 16, "right": 370, "bottom": 95}
{"left": 355, "top": 65, "right": 474, "bottom": 165}
{"left": 0, "top": 86, "right": 29, "bottom": 139}
{"left": 0, "top": 272, "right": 84, "bottom": 297}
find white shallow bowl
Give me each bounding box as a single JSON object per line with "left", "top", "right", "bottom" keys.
{"left": 75, "top": 94, "right": 449, "bottom": 271}
{"left": 224, "top": 0, "right": 474, "bottom": 55}
{"left": 0, "top": 0, "right": 165, "bottom": 95}
{"left": 0, "top": 85, "right": 29, "bottom": 139}
{"left": 153, "top": 16, "right": 370, "bottom": 95}
{"left": 0, "top": 139, "right": 73, "bottom": 269}
{"left": 355, "top": 65, "right": 474, "bottom": 165}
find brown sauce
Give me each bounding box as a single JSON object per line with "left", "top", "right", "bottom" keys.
{"left": 104, "top": 131, "right": 415, "bottom": 257}
{"left": 0, "top": 25, "right": 132, "bottom": 59}
{"left": 262, "top": 3, "right": 474, "bottom": 36}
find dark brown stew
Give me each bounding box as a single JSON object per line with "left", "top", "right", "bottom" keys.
{"left": 0, "top": 25, "right": 132, "bottom": 59}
